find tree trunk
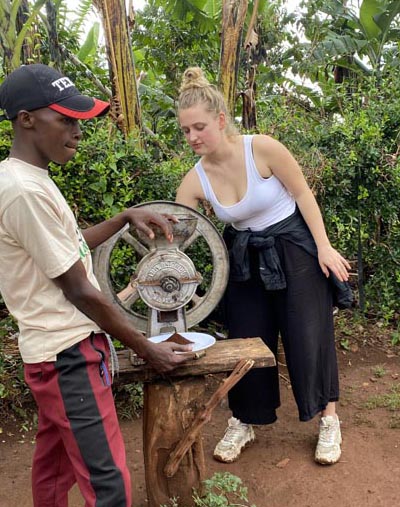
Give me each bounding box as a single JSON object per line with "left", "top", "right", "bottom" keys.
{"left": 219, "top": 0, "right": 249, "bottom": 117}
{"left": 242, "top": 0, "right": 259, "bottom": 129}
{"left": 93, "top": 0, "right": 142, "bottom": 141}
{"left": 242, "top": 64, "right": 257, "bottom": 130}
{"left": 45, "top": 1, "right": 62, "bottom": 70}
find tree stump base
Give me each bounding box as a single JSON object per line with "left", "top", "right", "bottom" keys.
{"left": 143, "top": 377, "right": 207, "bottom": 507}
{"left": 116, "top": 338, "right": 276, "bottom": 505}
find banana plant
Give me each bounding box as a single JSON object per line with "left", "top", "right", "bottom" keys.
{"left": 219, "top": 0, "right": 249, "bottom": 116}
{"left": 155, "top": 0, "right": 218, "bottom": 32}
{"left": 92, "top": 0, "right": 142, "bottom": 141}
{"left": 0, "top": 0, "right": 47, "bottom": 73}
{"left": 292, "top": 0, "right": 400, "bottom": 77}
{"left": 153, "top": 0, "right": 266, "bottom": 120}
{"left": 359, "top": 0, "right": 400, "bottom": 70}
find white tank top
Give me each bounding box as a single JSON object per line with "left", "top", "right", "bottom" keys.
{"left": 195, "top": 135, "right": 296, "bottom": 231}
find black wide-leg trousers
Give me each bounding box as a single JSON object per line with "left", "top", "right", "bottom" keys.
{"left": 223, "top": 238, "right": 339, "bottom": 424}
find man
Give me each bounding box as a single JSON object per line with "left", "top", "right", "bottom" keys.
{"left": 0, "top": 63, "right": 191, "bottom": 507}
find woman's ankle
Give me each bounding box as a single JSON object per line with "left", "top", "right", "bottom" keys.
{"left": 321, "top": 402, "right": 337, "bottom": 418}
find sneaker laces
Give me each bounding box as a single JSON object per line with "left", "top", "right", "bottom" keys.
{"left": 318, "top": 418, "right": 338, "bottom": 446}
{"left": 221, "top": 424, "right": 247, "bottom": 446}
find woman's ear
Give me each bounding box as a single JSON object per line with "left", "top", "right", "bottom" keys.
{"left": 218, "top": 111, "right": 226, "bottom": 130}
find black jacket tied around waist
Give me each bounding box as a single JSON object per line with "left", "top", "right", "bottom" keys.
{"left": 224, "top": 208, "right": 353, "bottom": 309}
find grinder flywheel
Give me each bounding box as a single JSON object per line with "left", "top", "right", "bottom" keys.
{"left": 92, "top": 201, "right": 229, "bottom": 342}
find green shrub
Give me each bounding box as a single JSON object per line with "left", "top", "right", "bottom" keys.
{"left": 257, "top": 73, "right": 400, "bottom": 322}
{"left": 193, "top": 472, "right": 256, "bottom": 507}
{"left": 161, "top": 472, "right": 256, "bottom": 507}
{"left": 0, "top": 315, "right": 35, "bottom": 426}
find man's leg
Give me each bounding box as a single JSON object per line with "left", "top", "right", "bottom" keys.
{"left": 25, "top": 363, "right": 76, "bottom": 507}
{"left": 25, "top": 334, "right": 131, "bottom": 507}
{"left": 31, "top": 405, "right": 76, "bottom": 506}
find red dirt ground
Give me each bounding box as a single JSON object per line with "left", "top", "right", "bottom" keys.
{"left": 1, "top": 326, "right": 399, "bottom": 507}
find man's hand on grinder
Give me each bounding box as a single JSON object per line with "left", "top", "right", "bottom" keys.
{"left": 123, "top": 208, "right": 178, "bottom": 243}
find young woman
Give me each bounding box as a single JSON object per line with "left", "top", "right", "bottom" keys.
{"left": 175, "top": 67, "right": 352, "bottom": 465}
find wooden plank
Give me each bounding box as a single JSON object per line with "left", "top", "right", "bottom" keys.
{"left": 115, "top": 337, "right": 275, "bottom": 383}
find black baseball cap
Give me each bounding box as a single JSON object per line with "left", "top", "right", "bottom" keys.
{"left": 0, "top": 63, "right": 110, "bottom": 120}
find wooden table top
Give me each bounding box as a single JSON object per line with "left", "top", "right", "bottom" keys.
{"left": 115, "top": 337, "right": 276, "bottom": 383}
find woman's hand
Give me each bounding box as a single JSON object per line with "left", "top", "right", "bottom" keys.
{"left": 317, "top": 244, "right": 351, "bottom": 282}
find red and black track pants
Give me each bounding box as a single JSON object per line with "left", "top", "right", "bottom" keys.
{"left": 24, "top": 332, "right": 131, "bottom": 507}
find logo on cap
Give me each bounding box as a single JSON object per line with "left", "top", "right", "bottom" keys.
{"left": 52, "top": 77, "right": 75, "bottom": 93}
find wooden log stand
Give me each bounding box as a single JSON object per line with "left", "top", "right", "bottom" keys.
{"left": 116, "top": 337, "right": 275, "bottom": 507}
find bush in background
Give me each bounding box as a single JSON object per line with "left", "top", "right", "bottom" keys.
{"left": 256, "top": 73, "right": 400, "bottom": 322}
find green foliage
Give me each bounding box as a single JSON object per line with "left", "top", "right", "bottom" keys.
{"left": 0, "top": 121, "right": 13, "bottom": 158}
{"left": 256, "top": 68, "right": 400, "bottom": 322}
{"left": 114, "top": 382, "right": 144, "bottom": 420}
{"left": 132, "top": 0, "right": 220, "bottom": 147}
{"left": 249, "top": 1, "right": 302, "bottom": 98}
{"left": 316, "top": 79, "right": 400, "bottom": 319}
{"left": 155, "top": 0, "right": 218, "bottom": 33}
{"left": 391, "top": 330, "right": 400, "bottom": 346}
{"left": 51, "top": 120, "right": 139, "bottom": 221}
{"left": 0, "top": 0, "right": 47, "bottom": 71}
{"left": 372, "top": 364, "right": 387, "bottom": 378}
{"left": 193, "top": 472, "right": 256, "bottom": 507}
{"left": 0, "top": 0, "right": 399, "bottom": 426}
{"left": 0, "top": 315, "right": 34, "bottom": 426}
{"left": 49, "top": 121, "right": 192, "bottom": 223}
{"left": 340, "top": 338, "right": 351, "bottom": 351}
{"left": 76, "top": 22, "right": 101, "bottom": 64}
{"left": 364, "top": 383, "right": 400, "bottom": 411}
{"left": 161, "top": 472, "right": 256, "bottom": 507}
{"left": 295, "top": 0, "right": 400, "bottom": 76}
{"left": 132, "top": 155, "right": 190, "bottom": 203}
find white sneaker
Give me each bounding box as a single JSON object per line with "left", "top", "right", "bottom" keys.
{"left": 315, "top": 414, "right": 342, "bottom": 465}
{"left": 213, "top": 417, "right": 255, "bottom": 463}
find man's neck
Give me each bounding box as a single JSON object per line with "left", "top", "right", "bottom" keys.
{"left": 9, "top": 144, "right": 48, "bottom": 170}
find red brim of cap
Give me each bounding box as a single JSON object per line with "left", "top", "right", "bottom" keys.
{"left": 48, "top": 98, "right": 110, "bottom": 119}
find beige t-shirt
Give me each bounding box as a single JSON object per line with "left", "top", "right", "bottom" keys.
{"left": 0, "top": 158, "right": 101, "bottom": 363}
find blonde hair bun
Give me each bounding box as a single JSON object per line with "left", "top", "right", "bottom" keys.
{"left": 179, "top": 67, "right": 211, "bottom": 93}
{"left": 178, "top": 66, "right": 238, "bottom": 137}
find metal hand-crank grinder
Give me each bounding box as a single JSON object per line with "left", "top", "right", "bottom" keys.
{"left": 93, "top": 201, "right": 228, "bottom": 349}
{"left": 92, "top": 201, "right": 230, "bottom": 506}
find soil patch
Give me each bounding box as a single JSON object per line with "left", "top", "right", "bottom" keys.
{"left": 1, "top": 333, "right": 399, "bottom": 507}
